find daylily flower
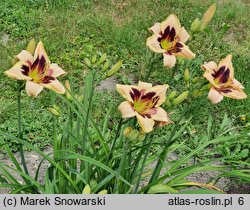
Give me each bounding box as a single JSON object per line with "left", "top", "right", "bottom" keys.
{"left": 202, "top": 54, "right": 247, "bottom": 104}
{"left": 146, "top": 14, "right": 195, "bottom": 68}
{"left": 116, "top": 81, "right": 173, "bottom": 133}
{"left": 4, "top": 41, "right": 66, "bottom": 97}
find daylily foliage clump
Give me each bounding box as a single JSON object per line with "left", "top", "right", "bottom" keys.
{"left": 0, "top": 3, "right": 249, "bottom": 195}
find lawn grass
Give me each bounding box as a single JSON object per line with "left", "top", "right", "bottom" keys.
{"left": 0, "top": 0, "right": 249, "bottom": 153}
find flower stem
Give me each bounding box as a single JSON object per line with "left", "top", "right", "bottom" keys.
{"left": 144, "top": 54, "right": 156, "bottom": 82}
{"left": 107, "top": 118, "right": 123, "bottom": 162}
{"left": 133, "top": 133, "right": 152, "bottom": 193}
{"left": 17, "top": 81, "right": 29, "bottom": 176}
{"left": 149, "top": 107, "right": 189, "bottom": 183}
{"left": 80, "top": 70, "right": 96, "bottom": 180}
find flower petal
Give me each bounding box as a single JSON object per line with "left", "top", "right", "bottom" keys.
{"left": 152, "top": 107, "right": 172, "bottom": 123}
{"left": 148, "top": 22, "right": 161, "bottom": 34}
{"left": 178, "top": 27, "right": 189, "bottom": 43}
{"left": 201, "top": 61, "right": 218, "bottom": 72}
{"left": 203, "top": 70, "right": 220, "bottom": 89}
{"left": 16, "top": 50, "right": 33, "bottom": 64}
{"left": 163, "top": 53, "right": 176, "bottom": 68}
{"left": 118, "top": 101, "right": 135, "bottom": 118}
{"left": 220, "top": 87, "right": 247, "bottom": 100}
{"left": 25, "top": 80, "right": 44, "bottom": 97}
{"left": 232, "top": 79, "right": 244, "bottom": 89}
{"left": 116, "top": 84, "right": 138, "bottom": 103}
{"left": 218, "top": 54, "right": 234, "bottom": 79}
{"left": 42, "top": 78, "right": 65, "bottom": 94}
{"left": 34, "top": 41, "right": 50, "bottom": 64}
{"left": 146, "top": 84, "right": 169, "bottom": 107}
{"left": 138, "top": 81, "right": 152, "bottom": 90}
{"left": 49, "top": 63, "right": 67, "bottom": 77}
{"left": 4, "top": 62, "right": 31, "bottom": 80}
{"left": 161, "top": 14, "right": 181, "bottom": 35}
{"left": 175, "top": 42, "right": 195, "bottom": 59}
{"left": 208, "top": 87, "right": 223, "bottom": 104}
{"left": 146, "top": 34, "right": 166, "bottom": 53}
{"left": 135, "top": 112, "right": 154, "bottom": 133}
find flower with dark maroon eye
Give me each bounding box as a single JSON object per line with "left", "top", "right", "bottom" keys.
{"left": 201, "top": 54, "right": 247, "bottom": 104}
{"left": 4, "top": 41, "right": 66, "bottom": 97}
{"left": 116, "top": 81, "right": 173, "bottom": 133}
{"left": 146, "top": 14, "right": 195, "bottom": 68}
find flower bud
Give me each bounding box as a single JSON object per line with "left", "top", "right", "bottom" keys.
{"left": 192, "top": 76, "right": 200, "bottom": 84}
{"left": 76, "top": 94, "right": 84, "bottom": 102}
{"left": 84, "top": 58, "right": 92, "bottom": 68}
{"left": 107, "top": 60, "right": 123, "bottom": 77}
{"left": 192, "top": 90, "right": 202, "bottom": 98}
{"left": 82, "top": 184, "right": 91, "bottom": 194}
{"left": 137, "top": 133, "right": 146, "bottom": 142}
{"left": 48, "top": 108, "right": 60, "bottom": 116}
{"left": 98, "top": 190, "right": 107, "bottom": 194}
{"left": 184, "top": 68, "right": 190, "bottom": 82}
{"left": 128, "top": 130, "right": 140, "bottom": 142}
{"left": 65, "top": 80, "right": 72, "bottom": 100}
{"left": 201, "top": 83, "right": 211, "bottom": 91}
{"left": 168, "top": 90, "right": 177, "bottom": 100}
{"left": 26, "top": 38, "right": 36, "bottom": 54}
{"left": 172, "top": 91, "right": 189, "bottom": 105}
{"left": 201, "top": 4, "right": 216, "bottom": 29}
{"left": 240, "top": 115, "right": 246, "bottom": 122}
{"left": 102, "top": 61, "right": 110, "bottom": 71}
{"left": 97, "top": 53, "right": 107, "bottom": 66}
{"left": 91, "top": 55, "right": 97, "bottom": 64}
{"left": 165, "top": 98, "right": 171, "bottom": 107}
{"left": 190, "top": 18, "right": 203, "bottom": 33}
{"left": 123, "top": 126, "right": 133, "bottom": 138}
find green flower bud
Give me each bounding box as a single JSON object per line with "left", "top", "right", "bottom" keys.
{"left": 97, "top": 53, "right": 107, "bottom": 66}
{"left": 184, "top": 68, "right": 190, "bottom": 82}
{"left": 82, "top": 185, "right": 91, "bottom": 194}
{"left": 138, "top": 133, "right": 146, "bottom": 142}
{"left": 107, "top": 60, "right": 123, "bottom": 77}
{"left": 192, "top": 90, "right": 202, "bottom": 98}
{"left": 190, "top": 18, "right": 203, "bottom": 33}
{"left": 172, "top": 91, "right": 189, "bottom": 105}
{"left": 65, "top": 80, "right": 72, "bottom": 100}
{"left": 91, "top": 55, "right": 97, "bottom": 64}
{"left": 201, "top": 83, "right": 211, "bottom": 91}
{"left": 128, "top": 130, "right": 140, "bottom": 141}
{"left": 123, "top": 126, "right": 133, "bottom": 138}
{"left": 102, "top": 61, "right": 110, "bottom": 71}
{"left": 168, "top": 90, "right": 177, "bottom": 100}
{"left": 76, "top": 94, "right": 84, "bottom": 102}
{"left": 48, "top": 108, "right": 60, "bottom": 116}
{"left": 98, "top": 190, "right": 107, "bottom": 194}
{"left": 165, "top": 98, "right": 171, "bottom": 107}
{"left": 84, "top": 58, "right": 92, "bottom": 68}
{"left": 192, "top": 76, "right": 200, "bottom": 84}
{"left": 26, "top": 38, "right": 36, "bottom": 54}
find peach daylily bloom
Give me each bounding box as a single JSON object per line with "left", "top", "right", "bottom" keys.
{"left": 202, "top": 54, "right": 247, "bottom": 104}
{"left": 116, "top": 81, "right": 173, "bottom": 133}
{"left": 4, "top": 41, "right": 66, "bottom": 97}
{"left": 146, "top": 14, "right": 195, "bottom": 68}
